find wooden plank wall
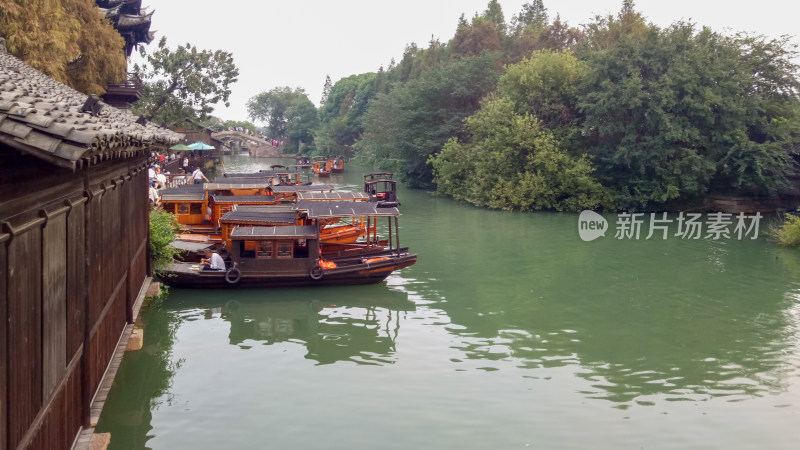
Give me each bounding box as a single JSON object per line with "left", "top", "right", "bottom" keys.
{"left": 0, "top": 152, "right": 151, "bottom": 450}
{"left": 1, "top": 232, "right": 8, "bottom": 450}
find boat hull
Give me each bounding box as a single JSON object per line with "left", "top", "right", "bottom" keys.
{"left": 161, "top": 253, "right": 416, "bottom": 289}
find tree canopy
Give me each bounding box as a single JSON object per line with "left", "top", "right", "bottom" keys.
{"left": 132, "top": 37, "right": 238, "bottom": 127}
{"left": 0, "top": 0, "right": 127, "bottom": 94}
{"left": 358, "top": 54, "right": 501, "bottom": 188}
{"left": 315, "top": 72, "right": 379, "bottom": 156}
{"left": 578, "top": 22, "right": 800, "bottom": 209}
{"left": 246, "top": 87, "right": 317, "bottom": 152}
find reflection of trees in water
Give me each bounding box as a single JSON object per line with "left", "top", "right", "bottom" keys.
{"left": 437, "top": 240, "right": 800, "bottom": 406}
{"left": 223, "top": 294, "right": 415, "bottom": 365}
{"left": 96, "top": 286, "right": 415, "bottom": 448}
{"left": 95, "top": 300, "right": 185, "bottom": 449}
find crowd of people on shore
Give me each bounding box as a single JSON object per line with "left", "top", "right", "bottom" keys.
{"left": 147, "top": 148, "right": 212, "bottom": 206}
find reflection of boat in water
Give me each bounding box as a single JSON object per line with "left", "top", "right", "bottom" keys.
{"left": 223, "top": 292, "right": 414, "bottom": 364}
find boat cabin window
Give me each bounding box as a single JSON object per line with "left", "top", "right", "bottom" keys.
{"left": 177, "top": 203, "right": 190, "bottom": 214}
{"left": 276, "top": 240, "right": 292, "bottom": 259}
{"left": 190, "top": 203, "right": 203, "bottom": 215}
{"left": 219, "top": 204, "right": 233, "bottom": 214}
{"left": 256, "top": 241, "right": 273, "bottom": 259}
{"left": 239, "top": 239, "right": 311, "bottom": 259}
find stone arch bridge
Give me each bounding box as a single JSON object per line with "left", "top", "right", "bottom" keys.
{"left": 212, "top": 130, "right": 283, "bottom": 157}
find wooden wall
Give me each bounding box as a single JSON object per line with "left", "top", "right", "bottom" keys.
{"left": 0, "top": 150, "right": 151, "bottom": 450}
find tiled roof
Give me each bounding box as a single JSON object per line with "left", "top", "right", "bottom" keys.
{"left": 0, "top": 42, "right": 182, "bottom": 169}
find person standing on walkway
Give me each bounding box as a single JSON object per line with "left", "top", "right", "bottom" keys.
{"left": 192, "top": 167, "right": 209, "bottom": 184}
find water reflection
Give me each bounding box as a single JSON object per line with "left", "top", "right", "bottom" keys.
{"left": 217, "top": 290, "right": 415, "bottom": 365}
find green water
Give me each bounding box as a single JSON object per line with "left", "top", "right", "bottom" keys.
{"left": 96, "top": 155, "right": 800, "bottom": 449}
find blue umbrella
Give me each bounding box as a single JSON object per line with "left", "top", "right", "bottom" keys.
{"left": 188, "top": 142, "right": 215, "bottom": 150}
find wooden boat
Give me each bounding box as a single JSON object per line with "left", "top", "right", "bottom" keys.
{"left": 161, "top": 202, "right": 416, "bottom": 288}
{"left": 210, "top": 194, "right": 278, "bottom": 228}
{"left": 219, "top": 205, "right": 300, "bottom": 249}
{"left": 364, "top": 172, "right": 399, "bottom": 207}
{"left": 329, "top": 155, "right": 345, "bottom": 173}
{"left": 312, "top": 156, "right": 331, "bottom": 177}
{"left": 160, "top": 184, "right": 211, "bottom": 233}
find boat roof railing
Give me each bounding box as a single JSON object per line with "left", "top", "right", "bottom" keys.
{"left": 364, "top": 172, "right": 394, "bottom": 181}
{"left": 206, "top": 181, "right": 270, "bottom": 190}
{"left": 211, "top": 195, "right": 276, "bottom": 203}
{"left": 294, "top": 200, "right": 401, "bottom": 218}
{"left": 233, "top": 205, "right": 297, "bottom": 213}
{"left": 270, "top": 184, "right": 335, "bottom": 193}
{"left": 231, "top": 225, "right": 318, "bottom": 239}
{"left": 296, "top": 191, "right": 370, "bottom": 201}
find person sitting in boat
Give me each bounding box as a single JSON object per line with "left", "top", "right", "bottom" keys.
{"left": 201, "top": 249, "right": 225, "bottom": 271}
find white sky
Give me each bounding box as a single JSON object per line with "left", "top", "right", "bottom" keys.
{"left": 137, "top": 0, "right": 800, "bottom": 123}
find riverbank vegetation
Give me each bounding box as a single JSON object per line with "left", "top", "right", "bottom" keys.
{"left": 149, "top": 209, "right": 181, "bottom": 275}
{"left": 772, "top": 214, "right": 800, "bottom": 247}
{"left": 251, "top": 0, "right": 800, "bottom": 212}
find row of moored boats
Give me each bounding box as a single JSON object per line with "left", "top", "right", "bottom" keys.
{"left": 159, "top": 165, "right": 416, "bottom": 288}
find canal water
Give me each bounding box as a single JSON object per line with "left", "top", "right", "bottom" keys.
{"left": 96, "top": 155, "right": 800, "bottom": 449}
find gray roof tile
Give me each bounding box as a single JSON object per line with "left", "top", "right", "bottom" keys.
{"left": 0, "top": 43, "right": 182, "bottom": 168}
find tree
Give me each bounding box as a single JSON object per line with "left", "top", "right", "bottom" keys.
{"left": 357, "top": 54, "right": 501, "bottom": 188}
{"left": 499, "top": 50, "right": 587, "bottom": 137}
{"left": 320, "top": 74, "right": 332, "bottom": 105}
{"left": 511, "top": 0, "right": 548, "bottom": 34}
{"left": 430, "top": 96, "right": 608, "bottom": 212}
{"left": 451, "top": 17, "right": 503, "bottom": 58}
{"left": 578, "top": 22, "right": 800, "bottom": 209}
{"left": 0, "top": 0, "right": 127, "bottom": 94}
{"left": 132, "top": 37, "right": 238, "bottom": 126}
{"left": 222, "top": 120, "right": 258, "bottom": 133}
{"left": 247, "top": 87, "right": 316, "bottom": 149}
{"left": 284, "top": 97, "right": 318, "bottom": 152}
{"left": 482, "top": 0, "right": 506, "bottom": 36}
{"left": 316, "top": 72, "right": 379, "bottom": 155}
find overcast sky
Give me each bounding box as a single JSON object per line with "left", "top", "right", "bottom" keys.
{"left": 137, "top": 0, "right": 800, "bottom": 123}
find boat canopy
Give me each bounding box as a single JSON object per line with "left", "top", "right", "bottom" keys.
{"left": 294, "top": 200, "right": 400, "bottom": 218}
{"left": 296, "top": 191, "right": 369, "bottom": 201}
{"left": 231, "top": 225, "right": 318, "bottom": 239}
{"left": 270, "top": 184, "right": 335, "bottom": 193}
{"left": 234, "top": 205, "right": 297, "bottom": 213}
{"left": 161, "top": 185, "right": 206, "bottom": 201}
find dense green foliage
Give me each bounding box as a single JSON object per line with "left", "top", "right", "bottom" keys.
{"left": 132, "top": 37, "right": 239, "bottom": 127}
{"left": 315, "top": 72, "right": 379, "bottom": 156}
{"left": 222, "top": 120, "right": 258, "bottom": 133}
{"left": 357, "top": 54, "right": 501, "bottom": 188}
{"left": 431, "top": 96, "right": 609, "bottom": 211}
{"left": 149, "top": 209, "right": 181, "bottom": 276}
{"left": 772, "top": 214, "right": 800, "bottom": 247}
{"left": 0, "top": 0, "right": 127, "bottom": 94}
{"left": 578, "top": 18, "right": 800, "bottom": 209}
{"left": 241, "top": 1, "right": 800, "bottom": 213}
{"left": 246, "top": 87, "right": 317, "bottom": 152}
